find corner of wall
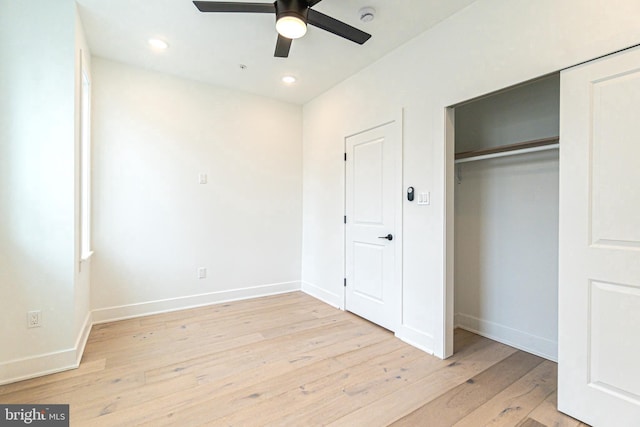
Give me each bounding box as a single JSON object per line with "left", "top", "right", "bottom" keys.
{"left": 301, "top": 281, "right": 343, "bottom": 309}
{"left": 0, "top": 311, "right": 93, "bottom": 386}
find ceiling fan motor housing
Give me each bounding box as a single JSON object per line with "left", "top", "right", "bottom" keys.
{"left": 193, "top": 0, "right": 371, "bottom": 57}
{"left": 275, "top": 0, "right": 309, "bottom": 24}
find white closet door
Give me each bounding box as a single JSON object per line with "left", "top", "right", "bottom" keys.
{"left": 558, "top": 46, "right": 640, "bottom": 426}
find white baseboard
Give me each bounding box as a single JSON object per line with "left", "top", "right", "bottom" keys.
{"left": 0, "top": 311, "right": 93, "bottom": 386}
{"left": 301, "top": 281, "right": 343, "bottom": 309}
{"left": 396, "top": 324, "right": 435, "bottom": 355}
{"left": 92, "top": 281, "right": 302, "bottom": 324}
{"left": 0, "top": 350, "right": 77, "bottom": 386}
{"left": 75, "top": 311, "right": 93, "bottom": 365}
{"left": 455, "top": 313, "right": 557, "bottom": 361}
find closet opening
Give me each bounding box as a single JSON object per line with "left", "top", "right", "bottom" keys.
{"left": 447, "top": 73, "right": 561, "bottom": 361}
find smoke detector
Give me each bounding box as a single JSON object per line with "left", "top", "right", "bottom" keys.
{"left": 359, "top": 7, "right": 376, "bottom": 23}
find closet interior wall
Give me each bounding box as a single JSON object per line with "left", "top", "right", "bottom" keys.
{"left": 453, "top": 74, "right": 561, "bottom": 361}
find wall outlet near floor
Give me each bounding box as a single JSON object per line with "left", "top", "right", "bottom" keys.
{"left": 27, "top": 310, "right": 41, "bottom": 328}
{"left": 198, "top": 267, "right": 207, "bottom": 279}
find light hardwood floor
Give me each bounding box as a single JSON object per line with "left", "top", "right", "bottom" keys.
{"left": 0, "top": 292, "right": 588, "bottom": 426}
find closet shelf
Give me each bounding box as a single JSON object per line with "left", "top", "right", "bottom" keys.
{"left": 454, "top": 136, "right": 559, "bottom": 164}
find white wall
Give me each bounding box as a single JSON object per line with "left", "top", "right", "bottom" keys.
{"left": 0, "top": 0, "right": 91, "bottom": 384}
{"left": 90, "top": 58, "right": 302, "bottom": 321}
{"left": 301, "top": 0, "right": 640, "bottom": 356}
{"left": 455, "top": 75, "right": 560, "bottom": 152}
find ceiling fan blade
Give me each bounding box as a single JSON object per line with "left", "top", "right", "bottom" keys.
{"left": 307, "top": 0, "right": 324, "bottom": 6}
{"left": 307, "top": 9, "right": 371, "bottom": 45}
{"left": 274, "top": 34, "right": 292, "bottom": 58}
{"left": 193, "top": 1, "right": 276, "bottom": 13}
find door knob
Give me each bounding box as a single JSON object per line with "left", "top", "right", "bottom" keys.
{"left": 378, "top": 234, "right": 393, "bottom": 241}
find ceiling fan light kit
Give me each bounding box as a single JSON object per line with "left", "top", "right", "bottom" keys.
{"left": 276, "top": 16, "right": 307, "bottom": 39}
{"left": 275, "top": 0, "right": 308, "bottom": 39}
{"left": 193, "top": 0, "right": 371, "bottom": 58}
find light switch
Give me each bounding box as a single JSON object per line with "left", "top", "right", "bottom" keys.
{"left": 198, "top": 267, "right": 207, "bottom": 279}
{"left": 418, "top": 192, "right": 430, "bottom": 205}
{"left": 199, "top": 173, "right": 207, "bottom": 184}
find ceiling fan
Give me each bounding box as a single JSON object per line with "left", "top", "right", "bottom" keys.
{"left": 193, "top": 0, "right": 372, "bottom": 58}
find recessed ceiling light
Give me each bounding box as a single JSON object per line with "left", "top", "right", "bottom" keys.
{"left": 282, "top": 75, "right": 297, "bottom": 84}
{"left": 148, "top": 38, "right": 169, "bottom": 50}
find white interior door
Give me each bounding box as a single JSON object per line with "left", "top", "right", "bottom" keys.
{"left": 345, "top": 120, "right": 401, "bottom": 332}
{"left": 558, "top": 46, "right": 640, "bottom": 426}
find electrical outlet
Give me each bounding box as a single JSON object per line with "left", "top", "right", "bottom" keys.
{"left": 198, "top": 267, "right": 207, "bottom": 279}
{"left": 27, "top": 310, "right": 41, "bottom": 328}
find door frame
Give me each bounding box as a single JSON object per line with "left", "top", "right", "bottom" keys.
{"left": 442, "top": 106, "right": 456, "bottom": 358}
{"left": 343, "top": 109, "right": 404, "bottom": 332}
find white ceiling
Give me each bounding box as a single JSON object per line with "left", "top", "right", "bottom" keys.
{"left": 77, "top": 0, "right": 477, "bottom": 104}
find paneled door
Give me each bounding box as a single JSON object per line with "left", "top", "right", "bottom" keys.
{"left": 345, "top": 120, "right": 401, "bottom": 332}
{"left": 558, "top": 46, "right": 640, "bottom": 426}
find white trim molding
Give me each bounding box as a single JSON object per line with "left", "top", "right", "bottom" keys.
{"left": 455, "top": 313, "right": 557, "bottom": 362}
{"left": 396, "top": 324, "right": 435, "bottom": 355}
{"left": 0, "top": 349, "right": 78, "bottom": 386}
{"left": 92, "top": 281, "right": 301, "bottom": 324}
{"left": 75, "top": 311, "right": 93, "bottom": 365}
{"left": 301, "top": 281, "right": 342, "bottom": 309}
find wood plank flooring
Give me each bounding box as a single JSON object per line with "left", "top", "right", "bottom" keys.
{"left": 0, "top": 292, "right": 588, "bottom": 426}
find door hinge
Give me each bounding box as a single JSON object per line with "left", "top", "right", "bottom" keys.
{"left": 344, "top": 278, "right": 347, "bottom": 287}
{"left": 344, "top": 152, "right": 347, "bottom": 161}
{"left": 344, "top": 215, "right": 347, "bottom": 224}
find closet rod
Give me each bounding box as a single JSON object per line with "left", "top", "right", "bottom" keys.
{"left": 454, "top": 137, "right": 559, "bottom": 164}
{"left": 455, "top": 143, "right": 559, "bottom": 164}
